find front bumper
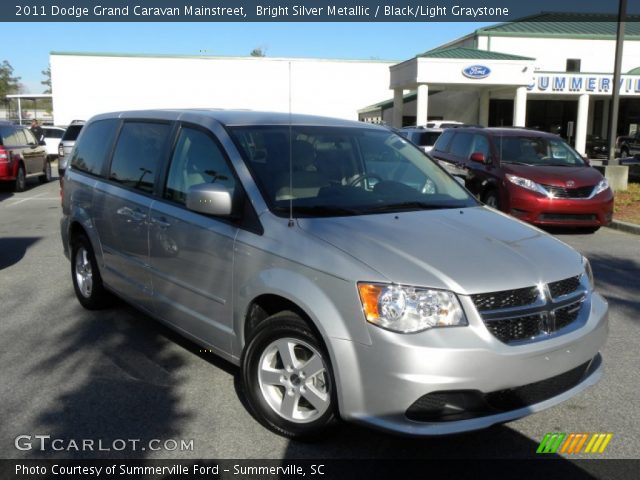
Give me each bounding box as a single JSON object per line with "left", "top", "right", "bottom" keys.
{"left": 331, "top": 292, "right": 608, "bottom": 436}
{"left": 506, "top": 185, "right": 613, "bottom": 227}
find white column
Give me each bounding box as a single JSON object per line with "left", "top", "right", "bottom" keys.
{"left": 478, "top": 90, "right": 490, "bottom": 126}
{"left": 513, "top": 87, "right": 527, "bottom": 127}
{"left": 18, "top": 98, "right": 22, "bottom": 124}
{"left": 575, "top": 94, "right": 590, "bottom": 155}
{"left": 416, "top": 84, "right": 429, "bottom": 126}
{"left": 392, "top": 88, "right": 403, "bottom": 128}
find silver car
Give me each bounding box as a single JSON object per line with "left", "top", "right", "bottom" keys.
{"left": 60, "top": 110, "right": 608, "bottom": 438}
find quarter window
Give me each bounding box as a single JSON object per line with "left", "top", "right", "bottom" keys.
{"left": 109, "top": 122, "right": 170, "bottom": 194}
{"left": 164, "top": 127, "right": 236, "bottom": 205}
{"left": 449, "top": 132, "right": 474, "bottom": 159}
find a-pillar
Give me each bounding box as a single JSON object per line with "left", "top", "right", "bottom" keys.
{"left": 478, "top": 90, "right": 490, "bottom": 126}
{"left": 575, "top": 94, "right": 589, "bottom": 155}
{"left": 513, "top": 86, "right": 527, "bottom": 127}
{"left": 416, "top": 84, "right": 429, "bottom": 126}
{"left": 392, "top": 88, "right": 403, "bottom": 128}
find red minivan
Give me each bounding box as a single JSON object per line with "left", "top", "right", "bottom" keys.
{"left": 430, "top": 127, "right": 614, "bottom": 232}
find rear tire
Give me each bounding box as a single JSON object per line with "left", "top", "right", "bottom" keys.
{"left": 71, "top": 234, "right": 112, "bottom": 310}
{"left": 39, "top": 160, "right": 52, "bottom": 183}
{"left": 14, "top": 165, "right": 26, "bottom": 192}
{"left": 241, "top": 312, "right": 337, "bottom": 439}
{"left": 483, "top": 189, "right": 500, "bottom": 210}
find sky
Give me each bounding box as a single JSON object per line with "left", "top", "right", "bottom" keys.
{"left": 0, "top": 22, "right": 493, "bottom": 94}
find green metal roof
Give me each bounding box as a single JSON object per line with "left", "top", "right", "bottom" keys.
{"left": 628, "top": 66, "right": 640, "bottom": 75}
{"left": 418, "top": 47, "right": 534, "bottom": 61}
{"left": 477, "top": 12, "right": 640, "bottom": 39}
{"left": 359, "top": 92, "right": 418, "bottom": 113}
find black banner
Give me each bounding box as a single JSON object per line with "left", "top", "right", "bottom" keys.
{"left": 2, "top": 0, "right": 640, "bottom": 23}
{"left": 1, "top": 459, "right": 639, "bottom": 480}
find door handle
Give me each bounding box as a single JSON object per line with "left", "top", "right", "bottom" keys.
{"left": 150, "top": 216, "right": 171, "bottom": 229}
{"left": 116, "top": 206, "right": 147, "bottom": 223}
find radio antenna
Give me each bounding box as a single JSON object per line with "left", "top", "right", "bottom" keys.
{"left": 288, "top": 61, "right": 294, "bottom": 227}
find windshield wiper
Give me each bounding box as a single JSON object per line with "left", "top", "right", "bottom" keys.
{"left": 365, "top": 201, "right": 460, "bottom": 213}
{"left": 274, "top": 205, "right": 362, "bottom": 217}
{"left": 502, "top": 161, "right": 534, "bottom": 166}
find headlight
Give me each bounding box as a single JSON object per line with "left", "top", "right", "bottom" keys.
{"left": 357, "top": 283, "right": 467, "bottom": 333}
{"left": 582, "top": 256, "right": 594, "bottom": 290}
{"left": 505, "top": 174, "right": 550, "bottom": 197}
{"left": 592, "top": 178, "right": 610, "bottom": 197}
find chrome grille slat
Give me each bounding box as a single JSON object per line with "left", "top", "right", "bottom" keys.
{"left": 472, "top": 276, "right": 587, "bottom": 345}
{"left": 542, "top": 184, "right": 595, "bottom": 199}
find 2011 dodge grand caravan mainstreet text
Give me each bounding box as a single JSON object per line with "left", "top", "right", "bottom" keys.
{"left": 60, "top": 110, "right": 608, "bottom": 439}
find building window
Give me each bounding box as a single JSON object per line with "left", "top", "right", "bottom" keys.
{"left": 566, "top": 59, "right": 581, "bottom": 72}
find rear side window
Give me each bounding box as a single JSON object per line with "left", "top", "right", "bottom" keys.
{"left": 70, "top": 119, "right": 119, "bottom": 176}
{"left": 471, "top": 134, "right": 492, "bottom": 162}
{"left": 0, "top": 126, "right": 22, "bottom": 146}
{"left": 433, "top": 130, "right": 455, "bottom": 153}
{"left": 109, "top": 122, "right": 171, "bottom": 194}
{"left": 449, "top": 132, "right": 474, "bottom": 159}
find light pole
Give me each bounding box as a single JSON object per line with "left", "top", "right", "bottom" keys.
{"left": 607, "top": 0, "right": 627, "bottom": 166}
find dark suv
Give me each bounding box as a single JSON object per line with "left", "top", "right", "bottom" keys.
{"left": 430, "top": 127, "right": 613, "bottom": 231}
{"left": 0, "top": 122, "right": 50, "bottom": 191}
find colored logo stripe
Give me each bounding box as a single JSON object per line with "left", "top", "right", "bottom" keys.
{"left": 537, "top": 433, "right": 613, "bottom": 454}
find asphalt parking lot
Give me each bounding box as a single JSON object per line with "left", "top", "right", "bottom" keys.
{"left": 0, "top": 174, "right": 638, "bottom": 467}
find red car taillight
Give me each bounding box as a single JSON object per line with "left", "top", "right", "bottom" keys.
{"left": 0, "top": 146, "right": 8, "bottom": 162}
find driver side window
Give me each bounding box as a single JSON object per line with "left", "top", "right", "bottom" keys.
{"left": 165, "top": 127, "right": 236, "bottom": 205}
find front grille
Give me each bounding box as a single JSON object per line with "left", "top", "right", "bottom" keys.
{"left": 473, "top": 276, "right": 587, "bottom": 345}
{"left": 555, "top": 301, "right": 583, "bottom": 330}
{"left": 471, "top": 286, "right": 539, "bottom": 312}
{"left": 484, "top": 314, "right": 543, "bottom": 343}
{"left": 549, "top": 275, "right": 581, "bottom": 298}
{"left": 543, "top": 184, "right": 595, "bottom": 199}
{"left": 539, "top": 213, "right": 597, "bottom": 222}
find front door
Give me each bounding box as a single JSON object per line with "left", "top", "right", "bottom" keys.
{"left": 148, "top": 125, "right": 239, "bottom": 353}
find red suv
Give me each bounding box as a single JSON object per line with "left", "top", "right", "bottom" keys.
{"left": 0, "top": 122, "right": 50, "bottom": 191}
{"left": 430, "top": 127, "right": 613, "bottom": 231}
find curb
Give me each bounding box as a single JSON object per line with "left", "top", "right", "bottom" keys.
{"left": 607, "top": 220, "right": 640, "bottom": 236}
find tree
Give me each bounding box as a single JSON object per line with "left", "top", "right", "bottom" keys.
{"left": 41, "top": 65, "right": 52, "bottom": 94}
{"left": 0, "top": 60, "right": 21, "bottom": 103}
{"left": 250, "top": 47, "right": 266, "bottom": 57}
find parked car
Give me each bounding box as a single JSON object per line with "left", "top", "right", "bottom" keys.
{"left": 424, "top": 120, "right": 464, "bottom": 128}
{"left": 41, "top": 126, "right": 66, "bottom": 160}
{"left": 585, "top": 134, "right": 609, "bottom": 159}
{"left": 0, "top": 121, "right": 51, "bottom": 191}
{"left": 398, "top": 127, "right": 447, "bottom": 153}
{"left": 61, "top": 110, "right": 607, "bottom": 439}
{"left": 615, "top": 130, "right": 640, "bottom": 158}
{"left": 430, "top": 127, "right": 614, "bottom": 232}
{"left": 57, "top": 120, "right": 85, "bottom": 179}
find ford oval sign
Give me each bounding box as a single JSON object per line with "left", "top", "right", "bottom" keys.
{"left": 463, "top": 65, "right": 491, "bottom": 79}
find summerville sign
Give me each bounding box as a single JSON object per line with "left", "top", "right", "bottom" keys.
{"left": 528, "top": 73, "right": 640, "bottom": 95}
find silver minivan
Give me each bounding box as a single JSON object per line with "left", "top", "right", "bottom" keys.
{"left": 60, "top": 110, "right": 608, "bottom": 438}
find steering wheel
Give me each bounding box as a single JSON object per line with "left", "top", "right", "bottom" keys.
{"left": 348, "top": 173, "right": 383, "bottom": 187}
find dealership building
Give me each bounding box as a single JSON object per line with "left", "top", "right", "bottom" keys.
{"left": 51, "top": 12, "right": 640, "bottom": 155}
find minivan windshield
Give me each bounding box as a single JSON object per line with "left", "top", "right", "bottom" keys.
{"left": 229, "top": 126, "right": 477, "bottom": 217}
{"left": 496, "top": 136, "right": 586, "bottom": 167}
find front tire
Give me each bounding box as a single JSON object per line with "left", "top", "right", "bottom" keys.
{"left": 71, "top": 234, "right": 111, "bottom": 310}
{"left": 241, "top": 312, "right": 337, "bottom": 439}
{"left": 483, "top": 189, "right": 500, "bottom": 210}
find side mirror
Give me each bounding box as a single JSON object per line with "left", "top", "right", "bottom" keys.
{"left": 39, "top": 139, "right": 47, "bottom": 146}
{"left": 469, "top": 152, "right": 486, "bottom": 164}
{"left": 186, "top": 183, "right": 233, "bottom": 216}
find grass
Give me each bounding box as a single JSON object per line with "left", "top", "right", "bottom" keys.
{"left": 614, "top": 181, "right": 640, "bottom": 225}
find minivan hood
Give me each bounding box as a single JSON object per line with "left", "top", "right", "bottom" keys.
{"left": 297, "top": 207, "right": 582, "bottom": 295}
{"left": 502, "top": 163, "right": 603, "bottom": 187}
